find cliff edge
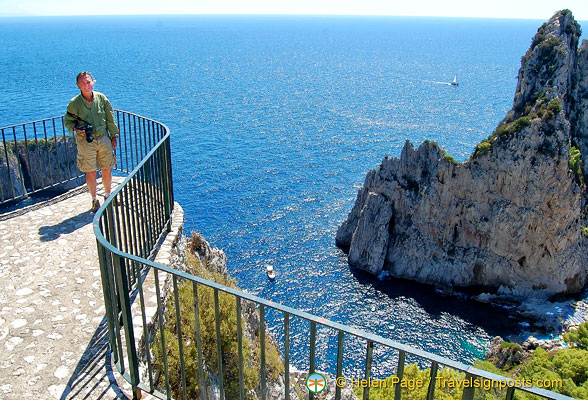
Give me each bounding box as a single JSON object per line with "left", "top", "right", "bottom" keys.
{"left": 336, "top": 10, "right": 588, "bottom": 300}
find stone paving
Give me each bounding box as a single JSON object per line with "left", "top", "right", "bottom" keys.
{"left": 0, "top": 180, "right": 182, "bottom": 399}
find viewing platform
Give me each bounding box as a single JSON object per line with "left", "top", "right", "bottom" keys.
{"left": 0, "top": 179, "right": 181, "bottom": 399}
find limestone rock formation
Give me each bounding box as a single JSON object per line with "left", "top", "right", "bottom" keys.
{"left": 1, "top": 136, "right": 82, "bottom": 203}
{"left": 16, "top": 136, "right": 80, "bottom": 192}
{"left": 336, "top": 10, "right": 588, "bottom": 299}
{"left": 0, "top": 142, "right": 25, "bottom": 202}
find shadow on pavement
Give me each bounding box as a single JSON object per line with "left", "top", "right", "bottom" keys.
{"left": 39, "top": 211, "right": 93, "bottom": 242}
{"left": 59, "top": 317, "right": 129, "bottom": 400}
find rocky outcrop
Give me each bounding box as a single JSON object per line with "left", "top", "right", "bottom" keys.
{"left": 16, "top": 136, "right": 80, "bottom": 192}
{"left": 0, "top": 142, "right": 25, "bottom": 202}
{"left": 0, "top": 136, "right": 82, "bottom": 203}
{"left": 485, "top": 336, "right": 567, "bottom": 370}
{"left": 337, "top": 10, "right": 588, "bottom": 300}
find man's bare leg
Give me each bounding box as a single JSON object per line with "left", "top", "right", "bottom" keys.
{"left": 87, "top": 170, "right": 101, "bottom": 212}
{"left": 86, "top": 170, "right": 97, "bottom": 199}
{"left": 101, "top": 168, "right": 112, "bottom": 197}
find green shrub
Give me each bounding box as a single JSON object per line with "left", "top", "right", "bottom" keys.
{"left": 443, "top": 153, "right": 459, "bottom": 165}
{"left": 474, "top": 140, "right": 492, "bottom": 157}
{"left": 569, "top": 145, "right": 584, "bottom": 185}
{"left": 551, "top": 349, "right": 588, "bottom": 385}
{"left": 535, "top": 98, "right": 562, "bottom": 121}
{"left": 494, "top": 344, "right": 588, "bottom": 400}
{"left": 500, "top": 342, "right": 520, "bottom": 350}
{"left": 564, "top": 321, "right": 588, "bottom": 349}
{"left": 496, "top": 117, "right": 532, "bottom": 138}
{"left": 547, "top": 98, "right": 562, "bottom": 114}
{"left": 472, "top": 116, "right": 532, "bottom": 159}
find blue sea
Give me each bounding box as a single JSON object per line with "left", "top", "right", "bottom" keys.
{"left": 2, "top": 14, "right": 585, "bottom": 376}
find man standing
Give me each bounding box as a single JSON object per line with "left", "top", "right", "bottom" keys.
{"left": 65, "top": 71, "right": 119, "bottom": 212}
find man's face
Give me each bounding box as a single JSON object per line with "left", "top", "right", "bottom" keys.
{"left": 77, "top": 75, "right": 94, "bottom": 95}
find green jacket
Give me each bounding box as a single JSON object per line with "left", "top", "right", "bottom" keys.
{"left": 64, "top": 91, "right": 119, "bottom": 138}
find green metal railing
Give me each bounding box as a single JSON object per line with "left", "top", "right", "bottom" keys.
{"left": 0, "top": 116, "right": 83, "bottom": 204}
{"left": 87, "top": 112, "right": 572, "bottom": 400}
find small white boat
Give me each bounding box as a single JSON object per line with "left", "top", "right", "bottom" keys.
{"left": 266, "top": 264, "right": 276, "bottom": 280}
{"left": 450, "top": 74, "right": 459, "bottom": 86}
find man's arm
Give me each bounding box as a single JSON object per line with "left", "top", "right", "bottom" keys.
{"left": 104, "top": 97, "right": 119, "bottom": 139}
{"left": 64, "top": 103, "right": 78, "bottom": 133}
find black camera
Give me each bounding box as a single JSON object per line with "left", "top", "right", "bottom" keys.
{"left": 76, "top": 124, "right": 94, "bottom": 143}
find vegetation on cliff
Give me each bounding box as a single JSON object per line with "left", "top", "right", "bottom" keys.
{"left": 151, "top": 234, "right": 283, "bottom": 399}
{"left": 477, "top": 323, "right": 588, "bottom": 400}
{"left": 563, "top": 321, "right": 588, "bottom": 349}
{"left": 353, "top": 322, "right": 588, "bottom": 400}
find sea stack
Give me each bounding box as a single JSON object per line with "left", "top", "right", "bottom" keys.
{"left": 336, "top": 10, "right": 588, "bottom": 300}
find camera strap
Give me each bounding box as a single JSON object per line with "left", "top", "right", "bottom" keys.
{"left": 66, "top": 111, "right": 91, "bottom": 126}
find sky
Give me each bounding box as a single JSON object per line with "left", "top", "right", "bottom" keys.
{"left": 0, "top": 0, "right": 587, "bottom": 20}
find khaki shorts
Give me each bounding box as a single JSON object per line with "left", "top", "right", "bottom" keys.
{"left": 76, "top": 134, "right": 116, "bottom": 173}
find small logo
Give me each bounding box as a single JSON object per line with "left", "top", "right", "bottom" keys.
{"left": 306, "top": 372, "right": 326, "bottom": 394}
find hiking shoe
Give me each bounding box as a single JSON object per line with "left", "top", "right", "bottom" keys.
{"left": 91, "top": 199, "right": 101, "bottom": 213}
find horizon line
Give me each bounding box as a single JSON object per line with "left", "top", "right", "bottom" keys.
{"left": 0, "top": 12, "right": 571, "bottom": 20}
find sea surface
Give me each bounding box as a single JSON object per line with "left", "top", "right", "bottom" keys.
{"left": 2, "top": 14, "right": 586, "bottom": 376}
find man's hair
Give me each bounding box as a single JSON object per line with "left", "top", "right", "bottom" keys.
{"left": 76, "top": 71, "right": 95, "bottom": 84}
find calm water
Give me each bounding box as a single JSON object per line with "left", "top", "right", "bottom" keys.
{"left": 2, "top": 15, "right": 583, "bottom": 375}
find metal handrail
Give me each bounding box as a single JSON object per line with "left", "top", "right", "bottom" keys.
{"left": 10, "top": 110, "right": 562, "bottom": 400}
{"left": 0, "top": 116, "right": 84, "bottom": 204}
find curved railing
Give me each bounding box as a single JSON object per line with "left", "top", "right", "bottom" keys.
{"left": 92, "top": 110, "right": 174, "bottom": 397}
{"left": 5, "top": 112, "right": 571, "bottom": 399}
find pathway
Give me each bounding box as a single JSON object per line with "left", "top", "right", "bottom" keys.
{"left": 0, "top": 180, "right": 181, "bottom": 399}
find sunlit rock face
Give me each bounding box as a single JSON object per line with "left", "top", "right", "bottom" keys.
{"left": 337, "top": 10, "right": 588, "bottom": 299}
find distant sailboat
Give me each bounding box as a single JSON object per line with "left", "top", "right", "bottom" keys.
{"left": 450, "top": 74, "right": 459, "bottom": 86}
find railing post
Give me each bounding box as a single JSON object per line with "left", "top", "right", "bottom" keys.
{"left": 95, "top": 237, "right": 118, "bottom": 360}
{"left": 192, "top": 282, "right": 207, "bottom": 399}
{"left": 309, "top": 321, "right": 317, "bottom": 400}
{"left": 260, "top": 304, "right": 267, "bottom": 400}
{"left": 394, "top": 350, "right": 405, "bottom": 400}
{"left": 107, "top": 205, "right": 140, "bottom": 397}
{"left": 334, "top": 331, "right": 344, "bottom": 400}
{"left": 364, "top": 341, "right": 374, "bottom": 400}
{"left": 237, "top": 297, "right": 245, "bottom": 400}
{"left": 505, "top": 386, "right": 515, "bottom": 400}
{"left": 162, "top": 136, "right": 173, "bottom": 232}
{"left": 461, "top": 373, "right": 475, "bottom": 400}
{"left": 284, "top": 312, "right": 290, "bottom": 400}
{"left": 214, "top": 288, "right": 225, "bottom": 400}
{"left": 426, "top": 361, "right": 438, "bottom": 400}
{"left": 11, "top": 126, "right": 26, "bottom": 197}
{"left": 173, "top": 276, "right": 188, "bottom": 399}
